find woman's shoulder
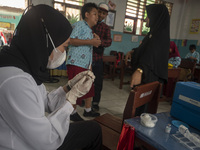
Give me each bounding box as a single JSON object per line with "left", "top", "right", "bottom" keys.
{"left": 0, "top": 67, "right": 34, "bottom": 86}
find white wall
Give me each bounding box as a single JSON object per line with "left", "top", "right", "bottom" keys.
{"left": 169, "top": 0, "right": 185, "bottom": 39}
{"left": 159, "top": 0, "right": 200, "bottom": 40}
{"left": 182, "top": 0, "right": 200, "bottom": 40}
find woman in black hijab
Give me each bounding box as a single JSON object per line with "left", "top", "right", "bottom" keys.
{"left": 0, "top": 4, "right": 102, "bottom": 150}
{"left": 127, "top": 4, "right": 170, "bottom": 115}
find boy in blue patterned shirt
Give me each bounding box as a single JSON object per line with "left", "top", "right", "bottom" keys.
{"left": 185, "top": 44, "right": 199, "bottom": 63}
{"left": 66, "top": 3, "right": 101, "bottom": 121}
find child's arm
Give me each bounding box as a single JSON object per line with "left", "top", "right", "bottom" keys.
{"left": 70, "top": 38, "right": 101, "bottom": 47}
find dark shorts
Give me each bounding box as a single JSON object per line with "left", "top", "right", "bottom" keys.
{"left": 67, "top": 65, "right": 94, "bottom": 105}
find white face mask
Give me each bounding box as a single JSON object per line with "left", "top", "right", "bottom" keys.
{"left": 47, "top": 48, "right": 66, "bottom": 69}
{"left": 43, "top": 23, "right": 66, "bottom": 69}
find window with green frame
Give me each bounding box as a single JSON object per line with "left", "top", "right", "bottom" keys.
{"left": 53, "top": 0, "right": 85, "bottom": 25}
{"left": 124, "top": 0, "right": 173, "bottom": 35}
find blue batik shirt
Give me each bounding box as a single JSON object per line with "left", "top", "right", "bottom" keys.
{"left": 66, "top": 21, "right": 93, "bottom": 69}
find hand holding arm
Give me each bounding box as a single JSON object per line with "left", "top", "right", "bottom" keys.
{"left": 91, "top": 38, "right": 101, "bottom": 47}
{"left": 70, "top": 38, "right": 101, "bottom": 48}
{"left": 93, "top": 33, "right": 100, "bottom": 40}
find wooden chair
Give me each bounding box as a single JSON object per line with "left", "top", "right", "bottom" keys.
{"left": 115, "top": 52, "right": 124, "bottom": 79}
{"left": 104, "top": 51, "right": 125, "bottom": 82}
{"left": 110, "top": 50, "right": 118, "bottom": 56}
{"left": 103, "top": 55, "right": 116, "bottom": 80}
{"left": 94, "top": 81, "right": 162, "bottom": 150}
{"left": 161, "top": 68, "right": 181, "bottom": 102}
{"left": 178, "top": 58, "right": 196, "bottom": 81}
{"left": 119, "top": 59, "right": 132, "bottom": 89}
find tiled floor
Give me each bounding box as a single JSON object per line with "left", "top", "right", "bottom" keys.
{"left": 44, "top": 75, "right": 171, "bottom": 120}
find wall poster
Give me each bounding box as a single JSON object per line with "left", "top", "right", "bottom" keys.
{"left": 189, "top": 19, "right": 200, "bottom": 34}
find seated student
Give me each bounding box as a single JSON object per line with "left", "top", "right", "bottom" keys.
{"left": 0, "top": 5, "right": 102, "bottom": 150}
{"left": 185, "top": 44, "right": 199, "bottom": 63}
{"left": 168, "top": 41, "right": 181, "bottom": 68}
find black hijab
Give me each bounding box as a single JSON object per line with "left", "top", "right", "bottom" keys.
{"left": 131, "top": 4, "right": 170, "bottom": 83}
{"left": 0, "top": 4, "right": 72, "bottom": 85}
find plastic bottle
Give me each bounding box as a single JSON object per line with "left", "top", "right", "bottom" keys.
{"left": 165, "top": 124, "right": 171, "bottom": 133}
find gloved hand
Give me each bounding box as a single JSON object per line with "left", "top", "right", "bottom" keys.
{"left": 66, "top": 74, "right": 94, "bottom": 104}
{"left": 66, "top": 70, "right": 95, "bottom": 90}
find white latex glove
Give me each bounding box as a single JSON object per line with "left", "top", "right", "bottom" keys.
{"left": 67, "top": 70, "right": 95, "bottom": 90}
{"left": 66, "top": 74, "right": 94, "bottom": 104}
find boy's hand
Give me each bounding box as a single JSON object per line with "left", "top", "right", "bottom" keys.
{"left": 93, "top": 33, "right": 100, "bottom": 40}
{"left": 91, "top": 38, "right": 101, "bottom": 48}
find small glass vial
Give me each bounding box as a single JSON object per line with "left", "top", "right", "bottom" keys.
{"left": 165, "top": 124, "right": 171, "bottom": 133}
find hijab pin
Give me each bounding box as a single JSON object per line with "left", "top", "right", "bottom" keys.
{"left": 149, "top": 34, "right": 152, "bottom": 38}
{"left": 46, "top": 34, "right": 48, "bottom": 47}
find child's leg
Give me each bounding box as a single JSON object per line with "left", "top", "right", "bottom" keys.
{"left": 67, "top": 65, "right": 84, "bottom": 121}
{"left": 67, "top": 65, "right": 99, "bottom": 118}
{"left": 85, "top": 97, "right": 92, "bottom": 108}
{"left": 83, "top": 97, "right": 100, "bottom": 117}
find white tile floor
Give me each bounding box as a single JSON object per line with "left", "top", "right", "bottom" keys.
{"left": 44, "top": 75, "right": 171, "bottom": 120}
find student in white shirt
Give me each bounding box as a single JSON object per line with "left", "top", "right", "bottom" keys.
{"left": 185, "top": 44, "right": 200, "bottom": 63}
{"left": 0, "top": 4, "right": 102, "bottom": 150}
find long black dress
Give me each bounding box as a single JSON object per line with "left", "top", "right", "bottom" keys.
{"left": 131, "top": 4, "right": 170, "bottom": 115}
{"left": 132, "top": 4, "right": 170, "bottom": 84}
